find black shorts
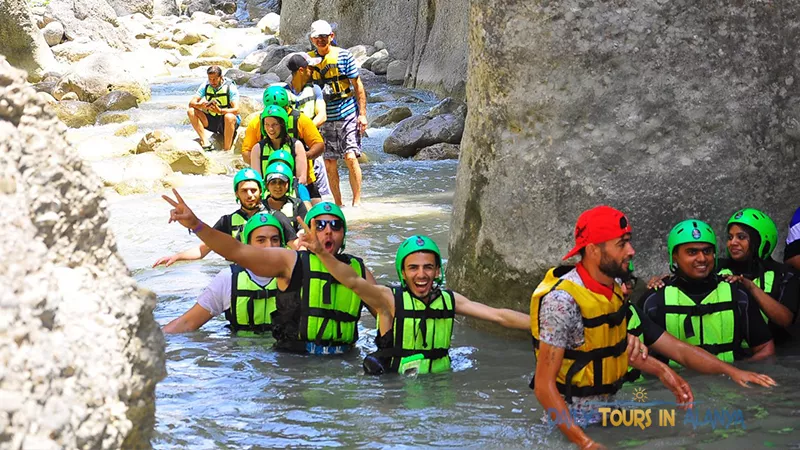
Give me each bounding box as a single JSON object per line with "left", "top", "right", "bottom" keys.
{"left": 204, "top": 114, "right": 225, "bottom": 134}
{"left": 305, "top": 182, "right": 321, "bottom": 199}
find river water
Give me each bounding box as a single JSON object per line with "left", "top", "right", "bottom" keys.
{"left": 98, "top": 71, "right": 800, "bottom": 449}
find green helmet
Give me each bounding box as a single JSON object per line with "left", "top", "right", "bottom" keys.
{"left": 260, "top": 105, "right": 289, "bottom": 138}
{"left": 395, "top": 235, "right": 443, "bottom": 287}
{"left": 726, "top": 208, "right": 778, "bottom": 260}
{"left": 266, "top": 149, "right": 295, "bottom": 173}
{"left": 262, "top": 85, "right": 289, "bottom": 108}
{"left": 667, "top": 219, "right": 717, "bottom": 271}
{"left": 232, "top": 168, "right": 264, "bottom": 200}
{"left": 241, "top": 212, "right": 285, "bottom": 246}
{"left": 304, "top": 202, "right": 347, "bottom": 251}
{"left": 264, "top": 161, "right": 293, "bottom": 193}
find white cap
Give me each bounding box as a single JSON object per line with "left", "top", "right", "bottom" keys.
{"left": 310, "top": 20, "right": 333, "bottom": 37}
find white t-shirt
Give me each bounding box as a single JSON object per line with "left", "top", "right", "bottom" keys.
{"left": 197, "top": 267, "right": 275, "bottom": 317}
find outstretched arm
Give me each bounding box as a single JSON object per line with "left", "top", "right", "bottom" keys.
{"left": 453, "top": 292, "right": 529, "bottom": 330}
{"left": 153, "top": 244, "right": 212, "bottom": 267}
{"left": 296, "top": 218, "right": 393, "bottom": 316}
{"left": 163, "top": 304, "right": 213, "bottom": 333}
{"left": 162, "top": 189, "right": 295, "bottom": 279}
{"left": 629, "top": 354, "right": 693, "bottom": 407}
{"left": 650, "top": 332, "right": 776, "bottom": 388}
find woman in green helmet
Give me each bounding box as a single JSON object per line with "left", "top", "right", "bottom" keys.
{"left": 717, "top": 208, "right": 800, "bottom": 344}
{"left": 250, "top": 105, "right": 308, "bottom": 187}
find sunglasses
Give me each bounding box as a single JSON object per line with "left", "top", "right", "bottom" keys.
{"left": 315, "top": 219, "right": 343, "bottom": 232}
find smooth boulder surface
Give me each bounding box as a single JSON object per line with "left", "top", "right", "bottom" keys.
{"left": 383, "top": 113, "right": 464, "bottom": 157}
{"left": 46, "top": 0, "right": 133, "bottom": 50}
{"left": 447, "top": 0, "right": 800, "bottom": 319}
{"left": 199, "top": 42, "right": 236, "bottom": 59}
{"left": 42, "top": 21, "right": 65, "bottom": 47}
{"left": 51, "top": 100, "right": 100, "bottom": 127}
{"left": 413, "top": 142, "right": 460, "bottom": 161}
{"left": 386, "top": 59, "right": 408, "bottom": 85}
{"left": 224, "top": 68, "right": 255, "bottom": 85}
{"left": 136, "top": 130, "right": 172, "bottom": 154}
{"left": 0, "top": 56, "right": 164, "bottom": 449}
{"left": 370, "top": 106, "right": 412, "bottom": 128}
{"left": 239, "top": 49, "right": 269, "bottom": 72}
{"left": 94, "top": 90, "right": 139, "bottom": 112}
{"left": 107, "top": 0, "right": 153, "bottom": 17}
{"left": 0, "top": 0, "right": 58, "bottom": 81}
{"left": 97, "top": 111, "right": 131, "bottom": 124}
{"left": 257, "top": 12, "right": 280, "bottom": 34}
{"left": 238, "top": 95, "right": 262, "bottom": 119}
{"left": 54, "top": 52, "right": 151, "bottom": 103}
{"left": 154, "top": 0, "right": 180, "bottom": 16}
{"left": 245, "top": 72, "right": 280, "bottom": 88}
{"left": 189, "top": 57, "right": 233, "bottom": 69}
{"left": 50, "top": 40, "right": 112, "bottom": 63}
{"left": 257, "top": 45, "right": 295, "bottom": 73}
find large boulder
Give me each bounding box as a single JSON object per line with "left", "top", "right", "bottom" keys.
{"left": 199, "top": 42, "right": 236, "bottom": 59}
{"left": 53, "top": 52, "right": 151, "bottom": 103}
{"left": 51, "top": 100, "right": 100, "bottom": 128}
{"left": 172, "top": 29, "right": 202, "bottom": 46}
{"left": 107, "top": 0, "right": 153, "bottom": 17}
{"left": 50, "top": 40, "right": 112, "bottom": 63}
{"left": 93, "top": 90, "right": 139, "bottom": 112}
{"left": 383, "top": 113, "right": 464, "bottom": 157}
{"left": 245, "top": 72, "right": 280, "bottom": 88}
{"left": 447, "top": 1, "right": 800, "bottom": 319}
{"left": 428, "top": 97, "right": 466, "bottom": 118}
{"left": 108, "top": 152, "right": 178, "bottom": 194}
{"left": 239, "top": 49, "right": 268, "bottom": 72}
{"left": 154, "top": 0, "right": 179, "bottom": 16}
{"left": 0, "top": 0, "right": 59, "bottom": 81}
{"left": 45, "top": 0, "right": 133, "bottom": 50}
{"left": 42, "top": 21, "right": 65, "bottom": 47}
{"left": 96, "top": 111, "right": 131, "bottom": 124}
{"left": 361, "top": 49, "right": 388, "bottom": 72}
{"left": 224, "top": 68, "right": 254, "bottom": 86}
{"left": 386, "top": 59, "right": 408, "bottom": 85}
{"left": 239, "top": 0, "right": 279, "bottom": 24}
{"left": 136, "top": 129, "right": 172, "bottom": 154}
{"left": 257, "top": 45, "right": 295, "bottom": 73}
{"left": 189, "top": 57, "right": 233, "bottom": 69}
{"left": 413, "top": 142, "right": 460, "bottom": 161}
{"left": 370, "top": 106, "right": 412, "bottom": 128}
{"left": 154, "top": 144, "right": 227, "bottom": 175}
{"left": 257, "top": 12, "right": 280, "bottom": 34}
{"left": 238, "top": 95, "right": 262, "bottom": 119}
{"left": 0, "top": 55, "right": 164, "bottom": 449}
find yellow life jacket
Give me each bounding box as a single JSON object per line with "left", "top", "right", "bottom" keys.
{"left": 204, "top": 80, "right": 233, "bottom": 117}
{"left": 530, "top": 267, "right": 631, "bottom": 403}
{"left": 308, "top": 47, "right": 353, "bottom": 100}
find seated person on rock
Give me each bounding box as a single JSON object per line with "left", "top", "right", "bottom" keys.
{"left": 297, "top": 228, "right": 530, "bottom": 375}
{"left": 187, "top": 65, "right": 240, "bottom": 151}
{"left": 785, "top": 206, "right": 800, "bottom": 272}
{"left": 163, "top": 192, "right": 379, "bottom": 355}
{"left": 263, "top": 161, "right": 308, "bottom": 234}
{"left": 162, "top": 213, "right": 286, "bottom": 334}
{"left": 714, "top": 208, "right": 800, "bottom": 346}
{"left": 530, "top": 206, "right": 694, "bottom": 450}
{"left": 640, "top": 219, "right": 775, "bottom": 365}
{"left": 242, "top": 85, "right": 325, "bottom": 204}
{"left": 153, "top": 169, "right": 297, "bottom": 267}
{"left": 250, "top": 105, "right": 308, "bottom": 192}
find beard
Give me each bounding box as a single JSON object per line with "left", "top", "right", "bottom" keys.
{"left": 598, "top": 250, "right": 630, "bottom": 280}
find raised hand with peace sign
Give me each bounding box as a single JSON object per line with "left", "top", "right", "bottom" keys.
{"left": 162, "top": 189, "right": 202, "bottom": 231}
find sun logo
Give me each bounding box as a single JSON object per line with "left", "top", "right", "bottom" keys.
{"left": 632, "top": 387, "right": 648, "bottom": 403}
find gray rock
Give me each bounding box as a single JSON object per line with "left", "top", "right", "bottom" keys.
{"left": 383, "top": 113, "right": 463, "bottom": 157}
{"left": 238, "top": 95, "right": 261, "bottom": 119}
{"left": 359, "top": 68, "right": 380, "bottom": 86}
{"left": 186, "top": 0, "right": 213, "bottom": 16}
{"left": 93, "top": 91, "right": 139, "bottom": 112}
{"left": 257, "top": 12, "right": 279, "bottom": 34}
{"left": 107, "top": 0, "right": 153, "bottom": 17}
{"left": 153, "top": 0, "right": 179, "bottom": 16}
{"left": 136, "top": 129, "right": 172, "bottom": 154}
{"left": 258, "top": 35, "right": 280, "bottom": 48}
{"left": 397, "top": 95, "right": 423, "bottom": 103}
{"left": 0, "top": 56, "right": 165, "bottom": 448}
{"left": 427, "top": 97, "right": 466, "bottom": 118}
{"left": 33, "top": 81, "right": 58, "bottom": 95}
{"left": 374, "top": 40, "right": 386, "bottom": 51}
{"left": 224, "top": 68, "right": 254, "bottom": 85}
{"left": 241, "top": 0, "right": 279, "bottom": 24}
{"left": 60, "top": 91, "right": 79, "bottom": 101}
{"left": 45, "top": 0, "right": 134, "bottom": 51}
{"left": 245, "top": 72, "right": 280, "bottom": 88}
{"left": 386, "top": 59, "right": 408, "bottom": 85}
{"left": 51, "top": 100, "right": 99, "bottom": 127}
{"left": 217, "top": 1, "right": 236, "bottom": 15}
{"left": 349, "top": 45, "right": 376, "bottom": 59}
{"left": 42, "top": 21, "right": 64, "bottom": 47}
{"left": 50, "top": 40, "right": 112, "bottom": 63}
{"left": 239, "top": 49, "right": 268, "bottom": 72}
{"left": 362, "top": 49, "right": 388, "bottom": 71}
{"left": 413, "top": 142, "right": 460, "bottom": 161}
{"left": 258, "top": 45, "right": 295, "bottom": 73}
{"left": 367, "top": 91, "right": 395, "bottom": 103}
{"left": 96, "top": 111, "right": 131, "bottom": 124}
{"left": 0, "top": 0, "right": 58, "bottom": 81}
{"left": 54, "top": 52, "right": 151, "bottom": 103}
{"left": 371, "top": 106, "right": 412, "bottom": 128}
{"left": 371, "top": 56, "right": 394, "bottom": 75}
{"left": 447, "top": 1, "right": 800, "bottom": 317}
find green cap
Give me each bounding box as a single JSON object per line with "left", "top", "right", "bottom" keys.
{"left": 304, "top": 202, "right": 347, "bottom": 251}
{"left": 266, "top": 149, "right": 295, "bottom": 173}
{"left": 727, "top": 208, "right": 778, "bottom": 260}
{"left": 262, "top": 85, "right": 289, "bottom": 108}
{"left": 395, "top": 235, "right": 443, "bottom": 287}
{"left": 265, "top": 161, "right": 293, "bottom": 193}
{"left": 242, "top": 212, "right": 285, "bottom": 246}
{"left": 260, "top": 105, "right": 289, "bottom": 138}
{"left": 667, "top": 219, "right": 717, "bottom": 271}
{"left": 232, "top": 168, "right": 264, "bottom": 201}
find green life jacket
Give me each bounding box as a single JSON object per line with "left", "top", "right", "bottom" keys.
{"left": 204, "top": 81, "right": 233, "bottom": 117}
{"left": 297, "top": 251, "right": 365, "bottom": 347}
{"left": 258, "top": 139, "right": 297, "bottom": 178}
{"left": 295, "top": 84, "right": 317, "bottom": 119}
{"left": 230, "top": 210, "right": 249, "bottom": 241}
{"left": 384, "top": 287, "right": 455, "bottom": 374}
{"left": 663, "top": 282, "right": 738, "bottom": 363}
{"left": 224, "top": 264, "right": 278, "bottom": 334}
{"left": 265, "top": 196, "right": 302, "bottom": 228}
{"left": 718, "top": 268, "right": 774, "bottom": 324}
{"left": 285, "top": 108, "right": 301, "bottom": 140}
{"left": 625, "top": 304, "right": 645, "bottom": 380}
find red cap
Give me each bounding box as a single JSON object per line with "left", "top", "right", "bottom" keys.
{"left": 562, "top": 206, "right": 632, "bottom": 260}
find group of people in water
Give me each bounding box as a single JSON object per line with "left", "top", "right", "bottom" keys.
{"left": 156, "top": 17, "right": 800, "bottom": 450}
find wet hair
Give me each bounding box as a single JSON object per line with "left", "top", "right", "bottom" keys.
{"left": 727, "top": 222, "right": 760, "bottom": 261}
{"left": 207, "top": 65, "right": 223, "bottom": 76}
{"left": 286, "top": 54, "right": 309, "bottom": 73}
{"left": 264, "top": 116, "right": 290, "bottom": 149}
